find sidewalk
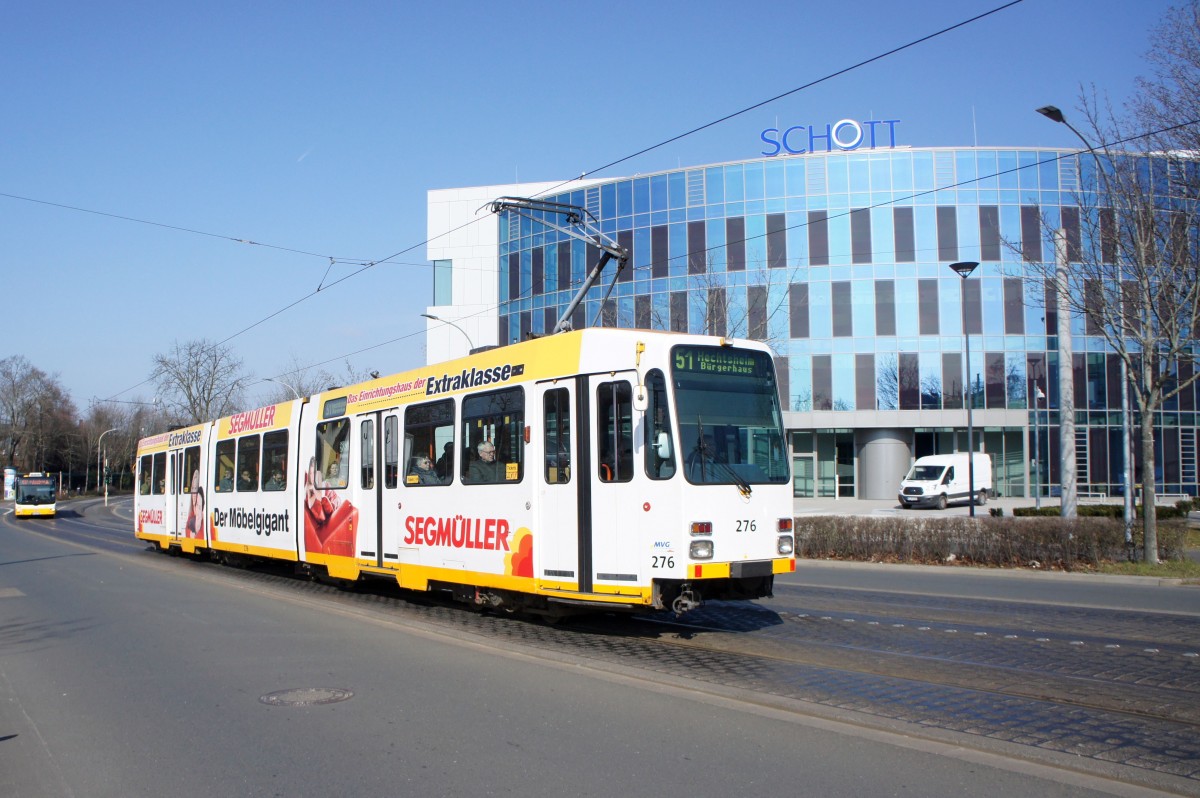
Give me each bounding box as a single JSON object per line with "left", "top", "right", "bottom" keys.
{"left": 794, "top": 494, "right": 1031, "bottom": 518}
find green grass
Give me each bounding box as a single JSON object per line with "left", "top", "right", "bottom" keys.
{"left": 1097, "top": 558, "right": 1200, "bottom": 579}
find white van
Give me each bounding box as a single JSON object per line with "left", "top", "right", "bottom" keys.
{"left": 897, "top": 453, "right": 992, "bottom": 510}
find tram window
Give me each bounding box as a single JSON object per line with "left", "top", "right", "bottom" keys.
{"left": 262, "top": 431, "right": 288, "bottom": 491}
{"left": 139, "top": 455, "right": 152, "bottom": 495}
{"left": 644, "top": 370, "right": 676, "bottom": 480}
{"left": 152, "top": 452, "right": 167, "bottom": 495}
{"left": 314, "top": 419, "right": 350, "bottom": 489}
{"left": 405, "top": 399, "right": 453, "bottom": 486}
{"left": 543, "top": 388, "right": 571, "bottom": 484}
{"left": 596, "top": 381, "right": 633, "bottom": 483}
{"left": 461, "top": 387, "right": 523, "bottom": 484}
{"left": 361, "top": 419, "right": 375, "bottom": 489}
{"left": 182, "top": 446, "right": 202, "bottom": 494}
{"left": 384, "top": 415, "right": 399, "bottom": 488}
{"left": 236, "top": 435, "right": 260, "bottom": 491}
{"left": 214, "top": 440, "right": 235, "bottom": 492}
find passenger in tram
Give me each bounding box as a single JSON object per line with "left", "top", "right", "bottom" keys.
{"left": 434, "top": 442, "right": 455, "bottom": 481}
{"left": 466, "top": 441, "right": 501, "bottom": 482}
{"left": 410, "top": 455, "right": 442, "bottom": 485}
{"left": 238, "top": 467, "right": 257, "bottom": 491}
{"left": 264, "top": 468, "right": 286, "bottom": 491}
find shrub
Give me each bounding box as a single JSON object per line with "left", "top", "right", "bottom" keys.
{"left": 793, "top": 514, "right": 1186, "bottom": 568}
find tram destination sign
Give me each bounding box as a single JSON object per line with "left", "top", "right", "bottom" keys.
{"left": 673, "top": 346, "right": 766, "bottom": 377}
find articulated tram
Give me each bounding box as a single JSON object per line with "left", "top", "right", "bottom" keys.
{"left": 135, "top": 329, "right": 794, "bottom": 615}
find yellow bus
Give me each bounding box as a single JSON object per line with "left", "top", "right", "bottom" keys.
{"left": 14, "top": 473, "right": 57, "bottom": 518}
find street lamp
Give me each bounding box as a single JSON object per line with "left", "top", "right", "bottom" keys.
{"left": 97, "top": 427, "right": 118, "bottom": 506}
{"left": 1037, "top": 104, "right": 1125, "bottom": 524}
{"left": 421, "top": 313, "right": 475, "bottom": 354}
{"left": 265, "top": 377, "right": 301, "bottom": 400}
{"left": 1032, "top": 377, "right": 1045, "bottom": 510}
{"left": 950, "top": 261, "right": 980, "bottom": 517}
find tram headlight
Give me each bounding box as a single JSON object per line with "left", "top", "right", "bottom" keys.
{"left": 689, "top": 539, "right": 714, "bottom": 560}
{"left": 777, "top": 535, "right": 794, "bottom": 556}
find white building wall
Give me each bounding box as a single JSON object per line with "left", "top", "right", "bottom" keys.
{"left": 424, "top": 179, "right": 610, "bottom": 365}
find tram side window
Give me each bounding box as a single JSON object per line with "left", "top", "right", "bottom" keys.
{"left": 384, "top": 415, "right": 399, "bottom": 488}
{"left": 361, "top": 419, "right": 375, "bottom": 489}
{"left": 152, "top": 452, "right": 167, "bottom": 495}
{"left": 236, "top": 435, "right": 260, "bottom": 491}
{"left": 314, "top": 419, "right": 350, "bottom": 489}
{"left": 461, "top": 387, "right": 523, "bottom": 484}
{"left": 544, "top": 388, "right": 571, "bottom": 484}
{"left": 214, "top": 440, "right": 235, "bottom": 492}
{"left": 262, "top": 431, "right": 288, "bottom": 491}
{"left": 596, "top": 381, "right": 633, "bottom": 483}
{"left": 644, "top": 370, "right": 676, "bottom": 480}
{"left": 405, "top": 399, "right": 453, "bottom": 486}
{"left": 182, "top": 445, "right": 202, "bottom": 494}
{"left": 139, "top": 455, "right": 152, "bottom": 495}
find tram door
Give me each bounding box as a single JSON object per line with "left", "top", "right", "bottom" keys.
{"left": 378, "top": 412, "right": 402, "bottom": 564}
{"left": 171, "top": 445, "right": 203, "bottom": 544}
{"left": 587, "top": 373, "right": 642, "bottom": 590}
{"left": 166, "top": 451, "right": 182, "bottom": 540}
{"left": 352, "top": 411, "right": 403, "bottom": 568}
{"left": 353, "top": 413, "right": 381, "bottom": 566}
{"left": 538, "top": 383, "right": 580, "bottom": 587}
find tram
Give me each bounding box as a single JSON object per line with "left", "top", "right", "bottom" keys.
{"left": 135, "top": 329, "right": 794, "bottom": 615}
{"left": 14, "top": 472, "right": 57, "bottom": 518}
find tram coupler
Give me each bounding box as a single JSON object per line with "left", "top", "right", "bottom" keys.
{"left": 671, "top": 584, "right": 701, "bottom": 616}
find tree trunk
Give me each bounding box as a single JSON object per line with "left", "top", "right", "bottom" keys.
{"left": 1140, "top": 413, "right": 1159, "bottom": 564}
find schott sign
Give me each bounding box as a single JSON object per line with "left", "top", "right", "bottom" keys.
{"left": 760, "top": 118, "right": 900, "bottom": 156}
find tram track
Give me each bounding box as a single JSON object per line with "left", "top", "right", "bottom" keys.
{"left": 14, "top": 508, "right": 1200, "bottom": 791}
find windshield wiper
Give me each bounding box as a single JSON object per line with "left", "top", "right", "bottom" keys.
{"left": 693, "top": 418, "right": 752, "bottom": 497}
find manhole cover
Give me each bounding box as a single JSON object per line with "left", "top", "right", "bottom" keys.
{"left": 259, "top": 687, "right": 354, "bottom": 707}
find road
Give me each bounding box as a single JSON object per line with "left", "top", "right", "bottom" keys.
{"left": 1, "top": 497, "right": 1197, "bottom": 797}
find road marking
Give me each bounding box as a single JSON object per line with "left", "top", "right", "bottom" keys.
{"left": 0, "top": 588, "right": 26, "bottom": 599}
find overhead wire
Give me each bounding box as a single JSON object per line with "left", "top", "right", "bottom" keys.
{"left": 75, "top": 0, "right": 1028, "bottom": 402}
{"left": 233, "top": 114, "right": 1200, "bottom": 402}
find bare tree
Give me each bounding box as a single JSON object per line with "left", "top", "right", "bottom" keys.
{"left": 649, "top": 255, "right": 801, "bottom": 355}
{"left": 1023, "top": 3, "right": 1200, "bottom": 563}
{"left": 876, "top": 354, "right": 899, "bottom": 411}
{"left": 0, "top": 356, "right": 77, "bottom": 472}
{"left": 152, "top": 339, "right": 250, "bottom": 426}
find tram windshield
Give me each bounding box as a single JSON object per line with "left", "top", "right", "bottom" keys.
{"left": 671, "top": 345, "right": 789, "bottom": 486}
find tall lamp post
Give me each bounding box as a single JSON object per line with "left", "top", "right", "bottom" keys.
{"left": 1037, "top": 104, "right": 1121, "bottom": 522}
{"left": 421, "top": 313, "right": 475, "bottom": 356}
{"left": 951, "top": 261, "right": 980, "bottom": 517}
{"left": 1032, "top": 377, "right": 1045, "bottom": 510}
{"left": 97, "top": 427, "right": 118, "bottom": 506}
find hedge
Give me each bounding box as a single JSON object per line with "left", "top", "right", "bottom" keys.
{"left": 793, "top": 514, "right": 1188, "bottom": 569}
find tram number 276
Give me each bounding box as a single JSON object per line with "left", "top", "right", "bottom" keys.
{"left": 652, "top": 556, "right": 676, "bottom": 569}
{"left": 736, "top": 519, "right": 757, "bottom": 532}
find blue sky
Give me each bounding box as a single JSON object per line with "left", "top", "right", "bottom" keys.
{"left": 1, "top": 0, "right": 1178, "bottom": 412}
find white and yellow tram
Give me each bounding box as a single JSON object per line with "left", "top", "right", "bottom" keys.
{"left": 135, "top": 329, "right": 794, "bottom": 615}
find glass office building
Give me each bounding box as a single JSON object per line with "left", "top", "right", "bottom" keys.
{"left": 427, "top": 146, "right": 1199, "bottom": 500}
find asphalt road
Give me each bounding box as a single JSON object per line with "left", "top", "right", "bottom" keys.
{"left": 0, "top": 499, "right": 1194, "bottom": 797}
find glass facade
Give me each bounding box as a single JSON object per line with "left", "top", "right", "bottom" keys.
{"left": 489, "top": 147, "right": 1199, "bottom": 500}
